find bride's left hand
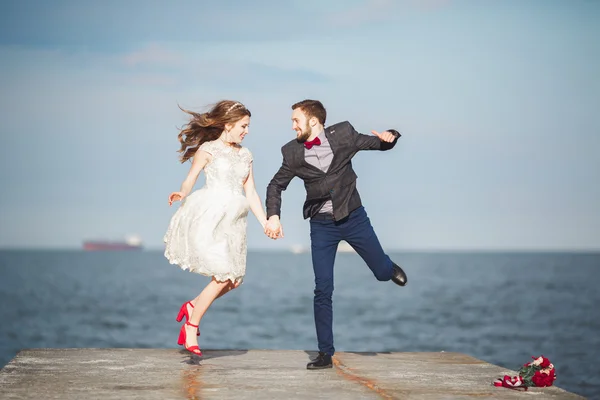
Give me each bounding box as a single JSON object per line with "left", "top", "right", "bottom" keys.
{"left": 168, "top": 191, "right": 186, "bottom": 206}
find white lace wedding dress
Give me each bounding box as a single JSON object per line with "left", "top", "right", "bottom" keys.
{"left": 164, "top": 139, "right": 253, "bottom": 284}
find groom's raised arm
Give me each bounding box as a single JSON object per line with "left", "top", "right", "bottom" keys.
{"left": 345, "top": 121, "right": 401, "bottom": 151}
{"left": 266, "top": 154, "right": 296, "bottom": 218}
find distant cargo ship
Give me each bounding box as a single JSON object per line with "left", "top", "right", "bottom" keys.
{"left": 83, "top": 235, "right": 143, "bottom": 251}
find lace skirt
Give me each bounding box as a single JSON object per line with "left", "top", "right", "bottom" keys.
{"left": 163, "top": 187, "right": 250, "bottom": 283}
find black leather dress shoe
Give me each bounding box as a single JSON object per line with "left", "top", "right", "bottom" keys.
{"left": 307, "top": 352, "right": 332, "bottom": 369}
{"left": 391, "top": 263, "right": 407, "bottom": 286}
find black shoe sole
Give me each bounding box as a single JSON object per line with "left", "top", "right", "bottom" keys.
{"left": 307, "top": 364, "right": 333, "bottom": 370}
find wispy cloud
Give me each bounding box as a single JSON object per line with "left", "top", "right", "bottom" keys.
{"left": 328, "top": 0, "right": 395, "bottom": 26}
{"left": 326, "top": 0, "right": 451, "bottom": 27}
{"left": 114, "top": 41, "right": 332, "bottom": 89}
{"left": 122, "top": 43, "right": 182, "bottom": 68}
{"left": 126, "top": 72, "right": 179, "bottom": 87}
{"left": 417, "top": 0, "right": 451, "bottom": 11}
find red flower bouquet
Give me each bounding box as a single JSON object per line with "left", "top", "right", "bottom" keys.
{"left": 493, "top": 356, "right": 557, "bottom": 390}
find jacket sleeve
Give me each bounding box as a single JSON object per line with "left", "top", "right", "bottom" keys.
{"left": 348, "top": 122, "right": 401, "bottom": 151}
{"left": 266, "top": 151, "right": 296, "bottom": 218}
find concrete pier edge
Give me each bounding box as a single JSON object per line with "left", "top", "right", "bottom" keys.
{"left": 0, "top": 349, "right": 585, "bottom": 399}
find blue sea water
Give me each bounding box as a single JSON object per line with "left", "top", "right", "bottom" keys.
{"left": 0, "top": 250, "right": 598, "bottom": 398}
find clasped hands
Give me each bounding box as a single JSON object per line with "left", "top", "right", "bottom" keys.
{"left": 264, "top": 216, "right": 284, "bottom": 240}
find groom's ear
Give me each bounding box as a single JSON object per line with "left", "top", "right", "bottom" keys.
{"left": 309, "top": 116, "right": 318, "bottom": 127}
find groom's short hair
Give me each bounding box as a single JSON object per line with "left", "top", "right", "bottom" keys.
{"left": 292, "top": 99, "right": 326, "bottom": 125}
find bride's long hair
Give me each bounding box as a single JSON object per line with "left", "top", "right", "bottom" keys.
{"left": 177, "top": 100, "right": 251, "bottom": 163}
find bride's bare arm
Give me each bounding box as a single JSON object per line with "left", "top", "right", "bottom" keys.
{"left": 168, "top": 150, "right": 211, "bottom": 205}
{"left": 243, "top": 163, "right": 268, "bottom": 229}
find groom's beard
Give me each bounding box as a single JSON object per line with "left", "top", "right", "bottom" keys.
{"left": 296, "top": 121, "right": 312, "bottom": 142}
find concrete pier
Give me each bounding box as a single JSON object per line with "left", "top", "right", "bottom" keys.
{"left": 0, "top": 349, "right": 584, "bottom": 399}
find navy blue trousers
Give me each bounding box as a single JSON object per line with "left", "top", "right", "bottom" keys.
{"left": 309, "top": 206, "right": 394, "bottom": 356}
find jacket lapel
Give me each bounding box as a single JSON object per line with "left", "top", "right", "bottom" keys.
{"left": 291, "top": 140, "right": 324, "bottom": 174}
{"left": 324, "top": 126, "right": 339, "bottom": 170}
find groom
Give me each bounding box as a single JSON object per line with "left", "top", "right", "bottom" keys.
{"left": 265, "top": 99, "right": 407, "bottom": 370}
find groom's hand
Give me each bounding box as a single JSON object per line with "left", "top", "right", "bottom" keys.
{"left": 371, "top": 130, "right": 396, "bottom": 143}
{"left": 265, "top": 216, "right": 284, "bottom": 240}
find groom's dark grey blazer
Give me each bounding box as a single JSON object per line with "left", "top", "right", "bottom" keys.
{"left": 266, "top": 121, "right": 400, "bottom": 221}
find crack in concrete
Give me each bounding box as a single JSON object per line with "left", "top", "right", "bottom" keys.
{"left": 333, "top": 356, "right": 398, "bottom": 399}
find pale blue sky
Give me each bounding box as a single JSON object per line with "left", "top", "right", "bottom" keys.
{"left": 0, "top": 0, "right": 598, "bottom": 250}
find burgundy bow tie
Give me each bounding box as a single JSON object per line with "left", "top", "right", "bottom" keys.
{"left": 304, "top": 136, "right": 321, "bottom": 149}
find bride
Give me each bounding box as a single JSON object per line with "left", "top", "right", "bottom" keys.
{"left": 163, "top": 100, "right": 268, "bottom": 356}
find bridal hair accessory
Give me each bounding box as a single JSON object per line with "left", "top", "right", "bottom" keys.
{"left": 225, "top": 102, "right": 244, "bottom": 114}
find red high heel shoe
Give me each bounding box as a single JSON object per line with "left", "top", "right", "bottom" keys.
{"left": 176, "top": 301, "right": 200, "bottom": 336}
{"left": 177, "top": 321, "right": 202, "bottom": 356}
